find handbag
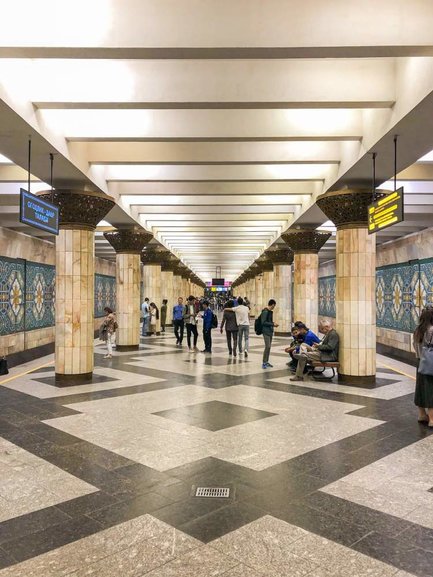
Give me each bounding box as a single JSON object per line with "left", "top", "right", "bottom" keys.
{"left": 419, "top": 336, "right": 433, "bottom": 376}
{"left": 0, "top": 357, "right": 9, "bottom": 376}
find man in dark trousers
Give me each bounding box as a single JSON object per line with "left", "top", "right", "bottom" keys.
{"left": 261, "top": 299, "right": 278, "bottom": 369}
{"left": 201, "top": 300, "right": 213, "bottom": 353}
{"left": 173, "top": 297, "right": 185, "bottom": 346}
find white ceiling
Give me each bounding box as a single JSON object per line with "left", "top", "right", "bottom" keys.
{"left": 1, "top": 1, "right": 433, "bottom": 281}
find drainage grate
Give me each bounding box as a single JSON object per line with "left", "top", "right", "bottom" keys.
{"left": 195, "top": 487, "right": 230, "bottom": 498}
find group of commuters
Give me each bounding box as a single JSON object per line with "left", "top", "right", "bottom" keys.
{"left": 255, "top": 299, "right": 339, "bottom": 374}
{"left": 100, "top": 294, "right": 433, "bottom": 427}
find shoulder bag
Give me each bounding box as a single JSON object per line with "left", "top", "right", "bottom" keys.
{"left": 418, "top": 335, "right": 433, "bottom": 376}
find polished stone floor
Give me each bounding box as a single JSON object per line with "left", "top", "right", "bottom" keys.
{"left": 0, "top": 327, "right": 431, "bottom": 576}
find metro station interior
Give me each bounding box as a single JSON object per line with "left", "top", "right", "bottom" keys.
{"left": 1, "top": 2, "right": 433, "bottom": 575}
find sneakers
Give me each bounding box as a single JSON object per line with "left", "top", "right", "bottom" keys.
{"left": 290, "top": 376, "right": 304, "bottom": 382}
{"left": 103, "top": 354, "right": 112, "bottom": 359}
{"left": 244, "top": 350, "right": 248, "bottom": 358}
{"left": 262, "top": 363, "right": 268, "bottom": 369}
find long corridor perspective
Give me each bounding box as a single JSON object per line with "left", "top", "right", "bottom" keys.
{"left": 3, "top": 1, "right": 433, "bottom": 576}
{"left": 0, "top": 329, "right": 430, "bottom": 576}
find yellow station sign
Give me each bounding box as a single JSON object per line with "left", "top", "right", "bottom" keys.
{"left": 368, "top": 187, "right": 404, "bottom": 234}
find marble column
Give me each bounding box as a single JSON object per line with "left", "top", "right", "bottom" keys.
{"left": 317, "top": 188, "right": 383, "bottom": 383}
{"left": 267, "top": 247, "right": 294, "bottom": 336}
{"left": 38, "top": 189, "right": 115, "bottom": 385}
{"left": 282, "top": 230, "right": 331, "bottom": 333}
{"left": 104, "top": 229, "right": 153, "bottom": 351}
{"left": 141, "top": 247, "right": 168, "bottom": 335}
{"left": 261, "top": 262, "right": 274, "bottom": 304}
{"left": 161, "top": 258, "right": 178, "bottom": 327}
{"left": 254, "top": 272, "right": 264, "bottom": 317}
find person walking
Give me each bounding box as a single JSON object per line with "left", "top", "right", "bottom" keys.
{"left": 160, "top": 299, "right": 168, "bottom": 333}
{"left": 185, "top": 295, "right": 199, "bottom": 351}
{"left": 260, "top": 299, "right": 278, "bottom": 369}
{"left": 173, "top": 297, "right": 185, "bottom": 346}
{"left": 149, "top": 302, "right": 159, "bottom": 336}
{"left": 100, "top": 307, "right": 117, "bottom": 359}
{"left": 220, "top": 300, "right": 239, "bottom": 356}
{"left": 413, "top": 306, "right": 433, "bottom": 426}
{"left": 201, "top": 300, "right": 213, "bottom": 353}
{"left": 141, "top": 297, "right": 150, "bottom": 337}
{"left": 224, "top": 297, "right": 250, "bottom": 357}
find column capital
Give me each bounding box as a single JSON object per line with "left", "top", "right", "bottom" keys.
{"left": 281, "top": 229, "right": 331, "bottom": 254}
{"left": 266, "top": 247, "right": 294, "bottom": 265}
{"left": 104, "top": 229, "right": 153, "bottom": 254}
{"left": 316, "top": 188, "right": 387, "bottom": 229}
{"left": 161, "top": 256, "right": 179, "bottom": 272}
{"left": 38, "top": 189, "right": 115, "bottom": 231}
{"left": 141, "top": 247, "right": 171, "bottom": 265}
{"left": 256, "top": 256, "right": 273, "bottom": 272}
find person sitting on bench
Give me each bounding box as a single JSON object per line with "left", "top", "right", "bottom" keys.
{"left": 290, "top": 320, "right": 339, "bottom": 382}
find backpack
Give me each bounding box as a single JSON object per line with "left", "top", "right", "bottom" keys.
{"left": 254, "top": 309, "right": 267, "bottom": 335}
{"left": 211, "top": 312, "right": 218, "bottom": 329}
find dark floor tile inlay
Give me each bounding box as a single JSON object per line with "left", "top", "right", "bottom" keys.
{"left": 153, "top": 400, "right": 276, "bottom": 431}
{"left": 1, "top": 336, "right": 433, "bottom": 576}
{"left": 34, "top": 374, "right": 118, "bottom": 387}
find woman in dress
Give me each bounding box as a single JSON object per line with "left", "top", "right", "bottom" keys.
{"left": 149, "top": 302, "right": 159, "bottom": 336}
{"left": 100, "top": 307, "right": 117, "bottom": 359}
{"left": 413, "top": 306, "right": 433, "bottom": 425}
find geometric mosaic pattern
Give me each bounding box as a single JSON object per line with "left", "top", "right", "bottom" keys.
{"left": 94, "top": 273, "right": 116, "bottom": 318}
{"left": 0, "top": 257, "right": 25, "bottom": 335}
{"left": 25, "top": 262, "right": 56, "bottom": 331}
{"left": 318, "top": 275, "right": 336, "bottom": 318}
{"left": 0, "top": 256, "right": 116, "bottom": 334}
{"left": 319, "top": 256, "right": 433, "bottom": 333}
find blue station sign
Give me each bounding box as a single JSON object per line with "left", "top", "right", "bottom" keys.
{"left": 19, "top": 189, "right": 59, "bottom": 235}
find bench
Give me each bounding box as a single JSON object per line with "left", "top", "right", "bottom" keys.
{"left": 310, "top": 361, "right": 340, "bottom": 381}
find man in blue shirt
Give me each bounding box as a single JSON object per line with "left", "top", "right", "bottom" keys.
{"left": 201, "top": 300, "right": 213, "bottom": 353}
{"left": 295, "top": 322, "right": 321, "bottom": 347}
{"left": 173, "top": 297, "right": 185, "bottom": 345}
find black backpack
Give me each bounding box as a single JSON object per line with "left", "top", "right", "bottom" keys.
{"left": 254, "top": 309, "right": 267, "bottom": 335}
{"left": 211, "top": 312, "right": 218, "bottom": 329}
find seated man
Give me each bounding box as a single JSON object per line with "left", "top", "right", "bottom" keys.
{"left": 284, "top": 326, "right": 304, "bottom": 370}
{"left": 295, "top": 322, "right": 321, "bottom": 348}
{"left": 290, "top": 320, "right": 339, "bottom": 382}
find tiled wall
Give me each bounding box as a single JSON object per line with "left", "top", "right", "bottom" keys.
{"left": 318, "top": 257, "right": 433, "bottom": 334}
{"left": 0, "top": 256, "right": 116, "bottom": 334}
{"left": 94, "top": 274, "right": 117, "bottom": 318}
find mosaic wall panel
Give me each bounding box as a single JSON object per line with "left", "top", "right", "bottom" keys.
{"left": 318, "top": 275, "right": 336, "bottom": 318}
{"left": 25, "top": 262, "right": 55, "bottom": 331}
{"left": 318, "top": 257, "right": 433, "bottom": 333}
{"left": 0, "top": 256, "right": 117, "bottom": 334}
{"left": 376, "top": 262, "right": 419, "bottom": 333}
{"left": 0, "top": 257, "right": 25, "bottom": 336}
{"left": 94, "top": 273, "right": 116, "bottom": 318}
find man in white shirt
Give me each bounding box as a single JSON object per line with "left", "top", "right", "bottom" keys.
{"left": 225, "top": 297, "right": 250, "bottom": 357}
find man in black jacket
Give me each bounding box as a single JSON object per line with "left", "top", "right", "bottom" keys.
{"left": 290, "top": 320, "right": 339, "bottom": 381}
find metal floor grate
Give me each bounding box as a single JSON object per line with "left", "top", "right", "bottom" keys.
{"left": 195, "top": 487, "right": 230, "bottom": 498}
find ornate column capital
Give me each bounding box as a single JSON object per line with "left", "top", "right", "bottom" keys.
{"left": 104, "top": 229, "right": 153, "bottom": 254}
{"left": 141, "top": 247, "right": 171, "bottom": 265}
{"left": 37, "top": 189, "right": 115, "bottom": 231}
{"left": 316, "top": 188, "right": 387, "bottom": 229}
{"left": 255, "top": 257, "right": 273, "bottom": 273}
{"left": 266, "top": 247, "right": 294, "bottom": 265}
{"left": 281, "top": 229, "right": 331, "bottom": 254}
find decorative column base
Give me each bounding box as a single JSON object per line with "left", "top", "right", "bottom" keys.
{"left": 338, "top": 373, "right": 376, "bottom": 385}
{"left": 55, "top": 372, "right": 93, "bottom": 387}
{"left": 116, "top": 344, "right": 140, "bottom": 352}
